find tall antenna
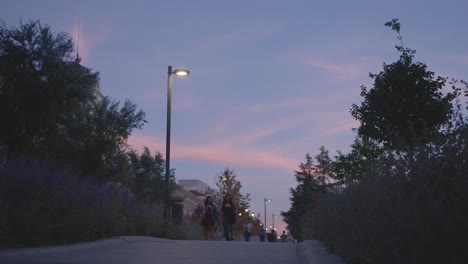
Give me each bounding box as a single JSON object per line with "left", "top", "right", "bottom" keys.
{"left": 76, "top": 23, "right": 80, "bottom": 61}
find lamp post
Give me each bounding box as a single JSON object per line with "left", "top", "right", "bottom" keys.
{"left": 272, "top": 214, "right": 278, "bottom": 231}
{"left": 219, "top": 177, "right": 227, "bottom": 208}
{"left": 165, "top": 65, "right": 190, "bottom": 221}
{"left": 264, "top": 198, "right": 272, "bottom": 231}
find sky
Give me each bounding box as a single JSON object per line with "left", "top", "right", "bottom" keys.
{"left": 2, "top": 0, "right": 467, "bottom": 234}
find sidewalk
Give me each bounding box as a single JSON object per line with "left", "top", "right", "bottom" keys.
{"left": 0, "top": 236, "right": 343, "bottom": 264}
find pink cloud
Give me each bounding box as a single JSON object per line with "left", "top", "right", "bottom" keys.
{"left": 173, "top": 95, "right": 201, "bottom": 110}
{"left": 301, "top": 56, "right": 380, "bottom": 80}
{"left": 268, "top": 114, "right": 358, "bottom": 154}
{"left": 128, "top": 134, "right": 298, "bottom": 172}
{"left": 279, "top": 49, "right": 381, "bottom": 81}
{"left": 69, "top": 20, "right": 113, "bottom": 64}
{"left": 203, "top": 109, "right": 314, "bottom": 145}
{"left": 316, "top": 119, "right": 359, "bottom": 138}
{"left": 246, "top": 98, "right": 327, "bottom": 113}
{"left": 459, "top": 54, "right": 468, "bottom": 64}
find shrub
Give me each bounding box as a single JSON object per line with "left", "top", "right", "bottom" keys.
{"left": 0, "top": 156, "right": 166, "bottom": 248}
{"left": 304, "top": 126, "right": 468, "bottom": 264}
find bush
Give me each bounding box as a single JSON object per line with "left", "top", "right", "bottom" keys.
{"left": 304, "top": 126, "right": 468, "bottom": 264}
{"left": 0, "top": 156, "right": 166, "bottom": 248}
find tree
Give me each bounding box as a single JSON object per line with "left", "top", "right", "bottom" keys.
{"left": 330, "top": 137, "right": 385, "bottom": 183}
{"left": 213, "top": 167, "right": 252, "bottom": 238}
{"left": 127, "top": 147, "right": 165, "bottom": 204}
{"left": 76, "top": 97, "right": 146, "bottom": 180}
{"left": 0, "top": 20, "right": 146, "bottom": 180}
{"left": 214, "top": 167, "right": 251, "bottom": 210}
{"left": 315, "top": 146, "right": 332, "bottom": 185}
{"left": 0, "top": 20, "right": 97, "bottom": 157}
{"left": 350, "top": 19, "right": 455, "bottom": 149}
{"left": 282, "top": 153, "right": 324, "bottom": 241}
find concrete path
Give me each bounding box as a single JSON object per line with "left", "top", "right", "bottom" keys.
{"left": 0, "top": 236, "right": 343, "bottom": 264}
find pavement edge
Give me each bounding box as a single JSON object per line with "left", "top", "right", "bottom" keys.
{"left": 0, "top": 236, "right": 170, "bottom": 258}
{"left": 298, "top": 240, "right": 344, "bottom": 264}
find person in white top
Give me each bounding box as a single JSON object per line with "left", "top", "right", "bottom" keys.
{"left": 243, "top": 219, "right": 252, "bottom": 241}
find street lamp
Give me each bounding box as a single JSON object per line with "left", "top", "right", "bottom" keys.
{"left": 272, "top": 214, "right": 278, "bottom": 231}
{"left": 264, "top": 198, "right": 272, "bottom": 231}
{"left": 165, "top": 65, "right": 190, "bottom": 221}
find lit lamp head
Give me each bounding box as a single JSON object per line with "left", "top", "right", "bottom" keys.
{"left": 173, "top": 69, "right": 190, "bottom": 76}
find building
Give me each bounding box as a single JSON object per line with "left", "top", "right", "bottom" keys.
{"left": 169, "top": 179, "right": 210, "bottom": 223}
{"left": 178, "top": 179, "right": 209, "bottom": 193}
{"left": 171, "top": 185, "right": 205, "bottom": 218}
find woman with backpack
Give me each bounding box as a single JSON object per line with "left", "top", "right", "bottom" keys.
{"left": 200, "top": 196, "right": 219, "bottom": 240}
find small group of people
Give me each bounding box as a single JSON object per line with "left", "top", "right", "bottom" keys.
{"left": 200, "top": 194, "right": 236, "bottom": 241}
{"left": 200, "top": 194, "right": 293, "bottom": 242}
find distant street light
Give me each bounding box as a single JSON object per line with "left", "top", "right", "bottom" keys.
{"left": 219, "top": 177, "right": 227, "bottom": 207}
{"left": 165, "top": 65, "right": 190, "bottom": 221}
{"left": 264, "top": 198, "right": 272, "bottom": 231}
{"left": 272, "top": 214, "right": 278, "bottom": 231}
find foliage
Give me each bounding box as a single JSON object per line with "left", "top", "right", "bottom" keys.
{"left": 314, "top": 146, "right": 332, "bottom": 184}
{"left": 214, "top": 167, "right": 251, "bottom": 211}
{"left": 350, "top": 19, "right": 455, "bottom": 149}
{"left": 303, "top": 120, "right": 468, "bottom": 263}
{"left": 211, "top": 167, "right": 255, "bottom": 237}
{"left": 296, "top": 19, "right": 468, "bottom": 264}
{"left": 73, "top": 97, "right": 146, "bottom": 181}
{"left": 282, "top": 150, "right": 335, "bottom": 241}
{"left": 0, "top": 20, "right": 201, "bottom": 247}
{"left": 0, "top": 20, "right": 146, "bottom": 181}
{"left": 0, "top": 20, "right": 96, "bottom": 156}
{"left": 0, "top": 156, "right": 165, "bottom": 248}
{"left": 127, "top": 147, "right": 165, "bottom": 204}
{"left": 185, "top": 203, "right": 204, "bottom": 224}
{"left": 330, "top": 137, "right": 385, "bottom": 183}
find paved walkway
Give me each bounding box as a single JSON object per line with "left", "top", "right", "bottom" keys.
{"left": 0, "top": 236, "right": 343, "bottom": 264}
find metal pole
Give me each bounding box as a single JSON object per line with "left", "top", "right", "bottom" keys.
{"left": 272, "top": 214, "right": 275, "bottom": 231}
{"left": 219, "top": 178, "right": 223, "bottom": 208}
{"left": 165, "top": 65, "right": 172, "bottom": 222}
{"left": 264, "top": 198, "right": 267, "bottom": 231}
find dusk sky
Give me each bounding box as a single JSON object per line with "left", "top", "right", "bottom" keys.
{"left": 2, "top": 0, "right": 467, "bottom": 233}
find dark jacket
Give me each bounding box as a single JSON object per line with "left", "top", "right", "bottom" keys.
{"left": 221, "top": 203, "right": 236, "bottom": 224}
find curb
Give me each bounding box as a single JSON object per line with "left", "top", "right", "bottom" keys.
{"left": 0, "top": 236, "right": 170, "bottom": 258}
{"left": 299, "top": 240, "right": 344, "bottom": 264}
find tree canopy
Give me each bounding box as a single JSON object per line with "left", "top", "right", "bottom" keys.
{"left": 214, "top": 167, "right": 251, "bottom": 210}
{"left": 282, "top": 149, "right": 335, "bottom": 241}
{"left": 330, "top": 137, "right": 384, "bottom": 183}
{"left": 0, "top": 20, "right": 146, "bottom": 180}
{"left": 350, "top": 19, "right": 455, "bottom": 149}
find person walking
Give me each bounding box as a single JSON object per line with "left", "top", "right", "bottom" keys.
{"left": 221, "top": 194, "right": 236, "bottom": 241}
{"left": 259, "top": 229, "right": 266, "bottom": 242}
{"left": 280, "top": 231, "right": 287, "bottom": 242}
{"left": 243, "top": 219, "right": 252, "bottom": 241}
{"left": 200, "top": 196, "right": 219, "bottom": 240}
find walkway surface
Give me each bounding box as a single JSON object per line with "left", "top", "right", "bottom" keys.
{"left": 0, "top": 236, "right": 343, "bottom": 264}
